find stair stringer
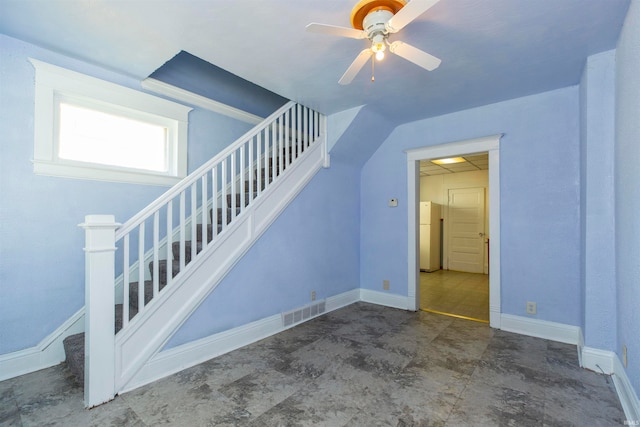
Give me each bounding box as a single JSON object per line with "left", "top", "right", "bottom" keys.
{"left": 114, "top": 136, "right": 328, "bottom": 392}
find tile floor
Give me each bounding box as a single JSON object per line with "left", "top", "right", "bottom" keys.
{"left": 0, "top": 302, "right": 626, "bottom": 426}
{"left": 421, "top": 270, "right": 490, "bottom": 322}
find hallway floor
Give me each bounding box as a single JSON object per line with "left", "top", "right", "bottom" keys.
{"left": 0, "top": 303, "right": 625, "bottom": 426}
{"left": 421, "top": 270, "right": 490, "bottom": 322}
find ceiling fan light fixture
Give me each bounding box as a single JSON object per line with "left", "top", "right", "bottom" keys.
{"left": 371, "top": 33, "right": 386, "bottom": 60}
{"left": 306, "top": 0, "right": 442, "bottom": 84}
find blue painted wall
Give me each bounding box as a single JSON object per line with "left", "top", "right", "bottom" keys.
{"left": 579, "top": 50, "right": 617, "bottom": 351}
{"left": 360, "top": 87, "right": 582, "bottom": 326}
{"left": 166, "top": 158, "right": 361, "bottom": 348}
{"left": 0, "top": 35, "right": 254, "bottom": 354}
{"left": 615, "top": 0, "right": 640, "bottom": 396}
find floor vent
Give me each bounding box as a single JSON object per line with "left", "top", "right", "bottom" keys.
{"left": 282, "top": 300, "right": 326, "bottom": 328}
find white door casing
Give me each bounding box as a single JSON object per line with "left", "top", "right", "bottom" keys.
{"left": 405, "top": 134, "right": 502, "bottom": 328}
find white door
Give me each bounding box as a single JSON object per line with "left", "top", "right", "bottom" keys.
{"left": 447, "top": 187, "right": 485, "bottom": 273}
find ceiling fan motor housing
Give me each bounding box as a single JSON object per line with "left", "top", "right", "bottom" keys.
{"left": 363, "top": 9, "right": 394, "bottom": 39}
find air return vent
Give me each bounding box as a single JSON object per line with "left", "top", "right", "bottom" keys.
{"left": 282, "top": 300, "right": 326, "bottom": 328}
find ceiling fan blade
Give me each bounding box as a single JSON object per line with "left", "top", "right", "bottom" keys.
{"left": 389, "top": 41, "right": 441, "bottom": 71}
{"left": 305, "top": 23, "right": 367, "bottom": 39}
{"left": 386, "top": 0, "right": 440, "bottom": 33}
{"left": 339, "top": 49, "right": 373, "bottom": 85}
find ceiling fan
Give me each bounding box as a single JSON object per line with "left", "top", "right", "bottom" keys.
{"left": 306, "top": 0, "right": 442, "bottom": 85}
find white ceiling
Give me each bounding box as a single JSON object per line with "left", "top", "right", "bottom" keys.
{"left": 0, "top": 0, "right": 630, "bottom": 125}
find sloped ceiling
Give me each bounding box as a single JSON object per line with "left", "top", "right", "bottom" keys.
{"left": 0, "top": 0, "right": 630, "bottom": 125}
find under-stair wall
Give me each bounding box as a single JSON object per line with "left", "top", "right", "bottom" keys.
{"left": 81, "top": 101, "right": 328, "bottom": 406}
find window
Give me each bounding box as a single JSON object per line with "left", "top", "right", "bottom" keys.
{"left": 30, "top": 59, "right": 192, "bottom": 186}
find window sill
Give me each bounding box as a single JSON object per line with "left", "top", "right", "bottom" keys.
{"left": 33, "top": 160, "right": 183, "bottom": 187}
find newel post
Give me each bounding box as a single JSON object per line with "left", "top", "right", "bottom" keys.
{"left": 79, "top": 215, "right": 120, "bottom": 408}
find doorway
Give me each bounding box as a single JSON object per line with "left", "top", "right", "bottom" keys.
{"left": 419, "top": 159, "right": 488, "bottom": 322}
{"left": 405, "top": 135, "right": 502, "bottom": 329}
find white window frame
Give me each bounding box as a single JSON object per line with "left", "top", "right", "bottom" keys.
{"left": 30, "top": 58, "right": 192, "bottom": 186}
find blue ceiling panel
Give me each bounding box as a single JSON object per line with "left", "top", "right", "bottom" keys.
{"left": 149, "top": 51, "right": 288, "bottom": 118}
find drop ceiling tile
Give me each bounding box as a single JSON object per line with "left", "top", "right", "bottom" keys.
{"left": 464, "top": 154, "right": 488, "bottom": 161}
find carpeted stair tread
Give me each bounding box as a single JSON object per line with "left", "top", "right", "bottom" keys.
{"left": 148, "top": 259, "right": 181, "bottom": 287}
{"left": 210, "top": 208, "right": 241, "bottom": 225}
{"left": 63, "top": 333, "right": 85, "bottom": 385}
{"left": 196, "top": 224, "right": 214, "bottom": 243}
{"left": 172, "top": 240, "right": 202, "bottom": 264}
{"left": 226, "top": 192, "right": 257, "bottom": 208}
{"left": 128, "top": 280, "right": 167, "bottom": 313}
{"left": 64, "top": 303, "right": 125, "bottom": 386}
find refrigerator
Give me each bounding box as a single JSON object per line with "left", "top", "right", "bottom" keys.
{"left": 420, "top": 201, "right": 441, "bottom": 272}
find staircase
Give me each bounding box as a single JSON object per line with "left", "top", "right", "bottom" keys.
{"left": 68, "top": 101, "right": 327, "bottom": 406}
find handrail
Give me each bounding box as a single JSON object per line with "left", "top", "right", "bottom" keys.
{"left": 116, "top": 101, "right": 296, "bottom": 239}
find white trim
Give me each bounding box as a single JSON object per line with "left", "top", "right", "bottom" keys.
{"left": 142, "top": 78, "right": 263, "bottom": 125}
{"left": 487, "top": 148, "right": 501, "bottom": 328}
{"left": 29, "top": 59, "right": 191, "bottom": 186}
{"left": 326, "top": 288, "right": 361, "bottom": 311}
{"left": 0, "top": 309, "right": 84, "bottom": 381}
{"left": 360, "top": 289, "right": 411, "bottom": 310}
{"left": 577, "top": 328, "right": 585, "bottom": 367}
{"left": 500, "top": 314, "right": 581, "bottom": 345}
{"left": 613, "top": 352, "right": 640, "bottom": 423}
{"left": 121, "top": 289, "right": 360, "bottom": 393}
{"left": 32, "top": 160, "right": 182, "bottom": 186}
{"left": 122, "top": 313, "right": 283, "bottom": 393}
{"left": 405, "top": 134, "right": 502, "bottom": 327}
{"left": 581, "top": 346, "right": 615, "bottom": 373}
{"left": 581, "top": 347, "right": 640, "bottom": 423}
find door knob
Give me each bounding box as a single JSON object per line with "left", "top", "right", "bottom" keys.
{"left": 479, "top": 232, "right": 485, "bottom": 237}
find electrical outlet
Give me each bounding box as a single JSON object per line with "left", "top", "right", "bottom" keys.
{"left": 311, "top": 291, "right": 316, "bottom": 301}
{"left": 623, "top": 345, "right": 628, "bottom": 368}
{"left": 526, "top": 301, "right": 537, "bottom": 315}
{"left": 383, "top": 280, "right": 390, "bottom": 290}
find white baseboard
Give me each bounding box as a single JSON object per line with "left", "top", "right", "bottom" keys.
{"left": 612, "top": 353, "right": 640, "bottom": 423}
{"left": 0, "top": 288, "right": 361, "bottom": 386}
{"left": 500, "top": 314, "right": 581, "bottom": 345}
{"left": 581, "top": 346, "right": 615, "bottom": 374}
{"left": 359, "top": 289, "right": 411, "bottom": 310}
{"left": 326, "top": 288, "right": 360, "bottom": 311}
{"left": 577, "top": 328, "right": 585, "bottom": 367}
{"left": 121, "top": 289, "right": 361, "bottom": 393}
{"left": 581, "top": 346, "right": 640, "bottom": 423}
{"left": 0, "top": 308, "right": 84, "bottom": 381}
{"left": 122, "top": 312, "right": 283, "bottom": 393}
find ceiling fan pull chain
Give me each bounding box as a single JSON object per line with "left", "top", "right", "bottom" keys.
{"left": 371, "top": 56, "right": 375, "bottom": 82}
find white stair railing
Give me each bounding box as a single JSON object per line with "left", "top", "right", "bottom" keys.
{"left": 81, "top": 101, "right": 325, "bottom": 407}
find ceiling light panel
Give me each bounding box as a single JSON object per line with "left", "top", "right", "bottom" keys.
{"left": 431, "top": 157, "right": 466, "bottom": 165}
